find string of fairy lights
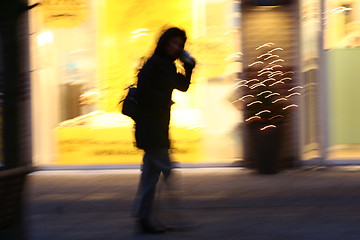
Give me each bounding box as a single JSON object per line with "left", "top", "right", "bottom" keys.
{"left": 233, "top": 43, "right": 303, "bottom": 131}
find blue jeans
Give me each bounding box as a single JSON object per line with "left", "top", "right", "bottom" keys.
{"left": 134, "top": 149, "right": 173, "bottom": 220}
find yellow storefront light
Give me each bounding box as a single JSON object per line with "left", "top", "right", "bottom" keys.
{"left": 37, "top": 31, "right": 54, "bottom": 47}
{"left": 42, "top": 0, "right": 87, "bottom": 28}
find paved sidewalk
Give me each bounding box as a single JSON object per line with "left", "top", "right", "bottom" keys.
{"left": 20, "top": 166, "right": 360, "bottom": 239}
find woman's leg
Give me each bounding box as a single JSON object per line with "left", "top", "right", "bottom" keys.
{"left": 135, "top": 152, "right": 162, "bottom": 220}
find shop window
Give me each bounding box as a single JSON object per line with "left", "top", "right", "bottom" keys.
{"left": 30, "top": 0, "right": 243, "bottom": 166}
{"left": 324, "top": 0, "right": 360, "bottom": 161}
{"left": 325, "top": 0, "right": 360, "bottom": 49}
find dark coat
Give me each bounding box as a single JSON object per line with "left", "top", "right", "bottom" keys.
{"left": 135, "top": 54, "right": 193, "bottom": 150}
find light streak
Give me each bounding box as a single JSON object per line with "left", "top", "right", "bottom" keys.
{"left": 268, "top": 71, "right": 283, "bottom": 77}
{"left": 265, "top": 93, "right": 280, "bottom": 98}
{"left": 257, "top": 90, "right": 272, "bottom": 96}
{"left": 282, "top": 71, "right": 294, "bottom": 75}
{"left": 258, "top": 71, "right": 273, "bottom": 76}
{"left": 225, "top": 52, "right": 243, "bottom": 61}
{"left": 256, "top": 43, "right": 275, "bottom": 50}
{"left": 131, "top": 33, "right": 148, "bottom": 39}
{"left": 272, "top": 98, "right": 287, "bottom": 103}
{"left": 261, "top": 78, "right": 276, "bottom": 84}
{"left": 223, "top": 30, "right": 239, "bottom": 35}
{"left": 264, "top": 55, "right": 279, "bottom": 61}
{"left": 269, "top": 115, "right": 284, "bottom": 120}
{"left": 260, "top": 125, "right": 276, "bottom": 131}
{"left": 280, "top": 77, "right": 292, "bottom": 81}
{"left": 233, "top": 80, "right": 248, "bottom": 87}
{"left": 245, "top": 116, "right": 261, "bottom": 122}
{"left": 247, "top": 101, "right": 262, "bottom": 106}
{"left": 249, "top": 61, "right": 264, "bottom": 67}
{"left": 270, "top": 64, "right": 283, "bottom": 69}
{"left": 329, "top": 6, "right": 352, "bottom": 14}
{"left": 231, "top": 99, "right": 242, "bottom": 103}
{"left": 269, "top": 81, "right": 284, "bottom": 86}
{"left": 269, "top": 59, "right": 284, "bottom": 64}
{"left": 263, "top": 63, "right": 276, "bottom": 69}
{"left": 258, "top": 67, "right": 273, "bottom": 73}
{"left": 255, "top": 110, "right": 271, "bottom": 115}
{"left": 247, "top": 79, "right": 260, "bottom": 84}
{"left": 288, "top": 86, "right": 303, "bottom": 91}
{"left": 286, "top": 93, "right": 301, "bottom": 98}
{"left": 250, "top": 83, "right": 266, "bottom": 89}
{"left": 268, "top": 48, "right": 283, "bottom": 53}
{"left": 239, "top": 95, "right": 254, "bottom": 101}
{"left": 258, "top": 53, "right": 272, "bottom": 59}
{"left": 283, "top": 104, "right": 298, "bottom": 110}
{"left": 234, "top": 84, "right": 248, "bottom": 89}
{"left": 131, "top": 28, "right": 149, "bottom": 34}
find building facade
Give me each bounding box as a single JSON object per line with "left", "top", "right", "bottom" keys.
{"left": 18, "top": 0, "right": 360, "bottom": 168}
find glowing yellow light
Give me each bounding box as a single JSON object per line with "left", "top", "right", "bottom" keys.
{"left": 260, "top": 125, "right": 276, "bottom": 131}
{"left": 247, "top": 101, "right": 262, "bottom": 106}
{"left": 280, "top": 77, "right": 292, "bottom": 81}
{"left": 272, "top": 98, "right": 287, "bottom": 103}
{"left": 223, "top": 30, "right": 239, "bottom": 35}
{"left": 224, "top": 52, "right": 242, "bottom": 61}
{"left": 37, "top": 31, "right": 54, "bottom": 47}
{"left": 329, "top": 6, "right": 352, "bottom": 14}
{"left": 80, "top": 89, "right": 100, "bottom": 105}
{"left": 42, "top": 0, "right": 87, "bottom": 28}
{"left": 131, "top": 33, "right": 149, "bottom": 39}
{"left": 131, "top": 28, "right": 149, "bottom": 34}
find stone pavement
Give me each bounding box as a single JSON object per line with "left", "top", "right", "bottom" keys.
{"left": 18, "top": 166, "right": 360, "bottom": 239}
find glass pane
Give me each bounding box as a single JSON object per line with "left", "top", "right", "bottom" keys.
{"left": 30, "top": 0, "right": 243, "bottom": 166}
{"left": 324, "top": 0, "right": 360, "bottom": 160}
{"left": 299, "top": 0, "right": 322, "bottom": 161}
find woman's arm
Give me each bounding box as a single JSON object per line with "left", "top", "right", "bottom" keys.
{"left": 175, "top": 63, "right": 195, "bottom": 92}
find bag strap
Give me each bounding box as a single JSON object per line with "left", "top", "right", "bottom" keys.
{"left": 118, "top": 83, "right": 137, "bottom": 104}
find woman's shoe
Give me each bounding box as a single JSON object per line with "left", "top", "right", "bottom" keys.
{"left": 136, "top": 218, "right": 166, "bottom": 234}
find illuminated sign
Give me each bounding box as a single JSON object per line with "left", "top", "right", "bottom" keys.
{"left": 42, "top": 0, "right": 87, "bottom": 28}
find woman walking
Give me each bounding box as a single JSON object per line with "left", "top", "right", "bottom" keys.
{"left": 133, "top": 27, "right": 196, "bottom": 234}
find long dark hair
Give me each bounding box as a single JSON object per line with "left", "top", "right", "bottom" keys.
{"left": 154, "top": 27, "right": 187, "bottom": 57}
